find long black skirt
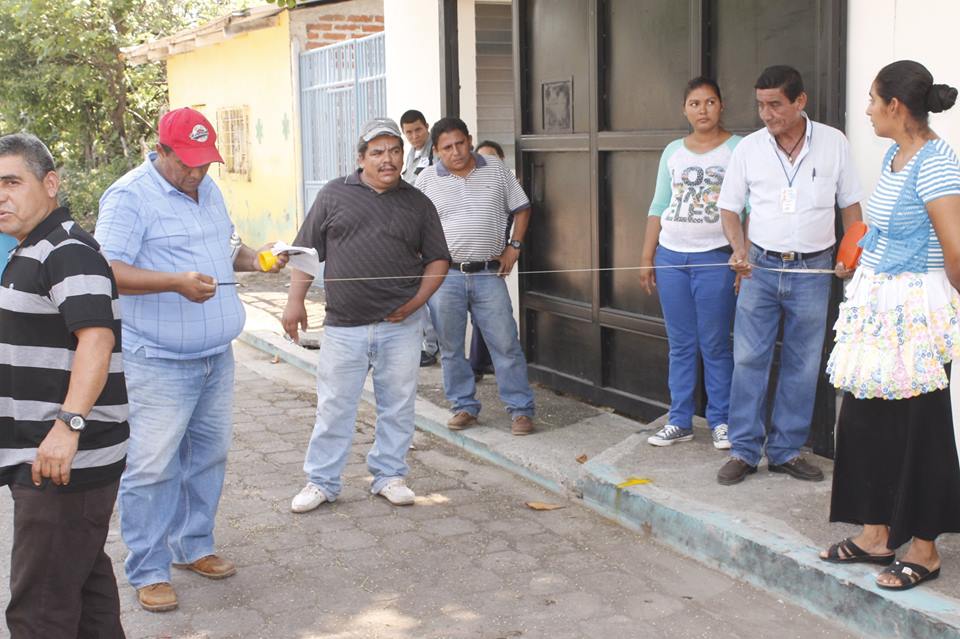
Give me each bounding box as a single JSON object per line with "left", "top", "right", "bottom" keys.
{"left": 830, "top": 378, "right": 960, "bottom": 549}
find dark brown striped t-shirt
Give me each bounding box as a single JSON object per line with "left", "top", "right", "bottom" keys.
{"left": 294, "top": 171, "right": 450, "bottom": 327}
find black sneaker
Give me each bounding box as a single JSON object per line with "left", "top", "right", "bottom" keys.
{"left": 717, "top": 458, "right": 757, "bottom": 485}
{"left": 420, "top": 351, "right": 437, "bottom": 367}
{"left": 768, "top": 456, "right": 824, "bottom": 482}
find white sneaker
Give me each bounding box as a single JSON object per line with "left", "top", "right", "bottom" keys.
{"left": 376, "top": 478, "right": 415, "bottom": 506}
{"left": 712, "top": 424, "right": 731, "bottom": 450}
{"left": 291, "top": 483, "right": 327, "bottom": 513}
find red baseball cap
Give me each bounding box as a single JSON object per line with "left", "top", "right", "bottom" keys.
{"left": 157, "top": 107, "right": 224, "bottom": 167}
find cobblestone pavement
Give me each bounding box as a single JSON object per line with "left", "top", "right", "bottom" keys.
{"left": 0, "top": 343, "right": 855, "bottom": 638}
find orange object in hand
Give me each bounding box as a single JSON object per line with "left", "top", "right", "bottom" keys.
{"left": 257, "top": 250, "right": 278, "bottom": 272}
{"left": 836, "top": 220, "right": 868, "bottom": 269}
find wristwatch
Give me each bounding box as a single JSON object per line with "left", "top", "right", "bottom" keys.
{"left": 56, "top": 410, "right": 87, "bottom": 433}
{"left": 508, "top": 239, "right": 523, "bottom": 251}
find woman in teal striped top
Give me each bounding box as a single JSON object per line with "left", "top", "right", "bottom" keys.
{"left": 821, "top": 60, "right": 960, "bottom": 591}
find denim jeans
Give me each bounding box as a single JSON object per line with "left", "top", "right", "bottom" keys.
{"left": 421, "top": 304, "right": 439, "bottom": 356}
{"left": 427, "top": 268, "right": 535, "bottom": 418}
{"left": 303, "top": 308, "right": 423, "bottom": 500}
{"left": 655, "top": 245, "right": 736, "bottom": 429}
{"left": 118, "top": 347, "right": 235, "bottom": 589}
{"left": 728, "top": 244, "right": 833, "bottom": 466}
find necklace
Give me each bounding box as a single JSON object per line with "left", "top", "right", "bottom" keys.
{"left": 775, "top": 120, "right": 807, "bottom": 162}
{"left": 776, "top": 134, "right": 803, "bottom": 162}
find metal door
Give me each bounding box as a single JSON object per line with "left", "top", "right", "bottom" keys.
{"left": 299, "top": 32, "right": 387, "bottom": 209}
{"left": 514, "top": 0, "right": 846, "bottom": 455}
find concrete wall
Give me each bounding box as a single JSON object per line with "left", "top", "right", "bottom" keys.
{"left": 846, "top": 0, "right": 960, "bottom": 198}
{"left": 384, "top": 0, "right": 481, "bottom": 133}
{"left": 385, "top": 0, "right": 443, "bottom": 126}
{"left": 167, "top": 11, "right": 299, "bottom": 246}
{"left": 457, "top": 0, "right": 478, "bottom": 135}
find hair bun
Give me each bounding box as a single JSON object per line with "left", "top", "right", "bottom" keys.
{"left": 926, "top": 83, "right": 958, "bottom": 113}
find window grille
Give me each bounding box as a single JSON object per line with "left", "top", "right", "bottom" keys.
{"left": 217, "top": 107, "right": 250, "bottom": 179}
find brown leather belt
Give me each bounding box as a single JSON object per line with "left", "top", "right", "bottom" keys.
{"left": 755, "top": 245, "right": 833, "bottom": 262}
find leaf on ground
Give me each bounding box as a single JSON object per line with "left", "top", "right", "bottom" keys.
{"left": 575, "top": 453, "right": 588, "bottom": 464}
{"left": 616, "top": 476, "right": 653, "bottom": 489}
{"left": 525, "top": 501, "right": 565, "bottom": 511}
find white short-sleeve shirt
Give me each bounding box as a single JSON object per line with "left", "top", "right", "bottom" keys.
{"left": 717, "top": 114, "right": 863, "bottom": 253}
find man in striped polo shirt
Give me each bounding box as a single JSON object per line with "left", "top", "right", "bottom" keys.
{"left": 284, "top": 118, "right": 450, "bottom": 513}
{"left": 415, "top": 117, "right": 537, "bottom": 436}
{"left": 0, "top": 133, "right": 128, "bottom": 637}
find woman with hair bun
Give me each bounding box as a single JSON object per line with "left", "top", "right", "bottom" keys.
{"left": 821, "top": 60, "right": 960, "bottom": 590}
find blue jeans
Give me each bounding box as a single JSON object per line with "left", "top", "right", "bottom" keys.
{"left": 422, "top": 304, "right": 439, "bottom": 355}
{"left": 119, "top": 347, "right": 235, "bottom": 589}
{"left": 303, "top": 308, "right": 423, "bottom": 500}
{"left": 728, "top": 245, "right": 833, "bottom": 466}
{"left": 427, "top": 268, "right": 535, "bottom": 418}
{"left": 655, "top": 245, "right": 736, "bottom": 429}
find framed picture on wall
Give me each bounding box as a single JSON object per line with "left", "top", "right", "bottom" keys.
{"left": 542, "top": 79, "right": 573, "bottom": 133}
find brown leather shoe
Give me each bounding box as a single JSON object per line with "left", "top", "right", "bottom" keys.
{"left": 173, "top": 554, "right": 237, "bottom": 580}
{"left": 447, "top": 411, "right": 478, "bottom": 430}
{"left": 137, "top": 582, "right": 178, "bottom": 612}
{"left": 769, "top": 455, "right": 824, "bottom": 481}
{"left": 511, "top": 415, "right": 534, "bottom": 436}
{"left": 717, "top": 457, "right": 757, "bottom": 485}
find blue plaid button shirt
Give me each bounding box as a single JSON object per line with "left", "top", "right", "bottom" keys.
{"left": 95, "top": 154, "right": 245, "bottom": 359}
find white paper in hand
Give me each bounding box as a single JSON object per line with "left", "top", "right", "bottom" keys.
{"left": 271, "top": 241, "right": 322, "bottom": 278}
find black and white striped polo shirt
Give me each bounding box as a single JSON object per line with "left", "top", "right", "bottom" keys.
{"left": 0, "top": 207, "right": 129, "bottom": 490}
{"left": 415, "top": 153, "right": 530, "bottom": 262}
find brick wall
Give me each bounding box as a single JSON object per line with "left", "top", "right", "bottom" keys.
{"left": 305, "top": 13, "right": 384, "bottom": 49}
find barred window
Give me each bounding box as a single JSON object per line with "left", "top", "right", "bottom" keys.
{"left": 217, "top": 107, "right": 250, "bottom": 178}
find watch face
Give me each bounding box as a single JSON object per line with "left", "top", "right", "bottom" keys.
{"left": 69, "top": 415, "right": 85, "bottom": 430}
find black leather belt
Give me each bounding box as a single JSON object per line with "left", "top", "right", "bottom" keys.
{"left": 453, "top": 260, "right": 500, "bottom": 273}
{"left": 755, "top": 245, "right": 833, "bottom": 262}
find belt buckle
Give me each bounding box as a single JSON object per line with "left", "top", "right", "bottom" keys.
{"left": 459, "top": 262, "right": 470, "bottom": 273}
{"left": 781, "top": 251, "right": 797, "bottom": 262}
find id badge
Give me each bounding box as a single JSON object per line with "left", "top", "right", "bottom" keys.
{"left": 780, "top": 187, "right": 798, "bottom": 213}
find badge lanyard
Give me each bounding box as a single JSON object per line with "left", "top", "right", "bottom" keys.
{"left": 773, "top": 127, "right": 811, "bottom": 214}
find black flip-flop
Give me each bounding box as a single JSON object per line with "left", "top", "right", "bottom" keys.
{"left": 820, "top": 537, "right": 895, "bottom": 565}
{"left": 876, "top": 560, "right": 941, "bottom": 591}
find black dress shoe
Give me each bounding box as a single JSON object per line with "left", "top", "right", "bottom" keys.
{"left": 420, "top": 351, "right": 437, "bottom": 367}
{"left": 717, "top": 458, "right": 757, "bottom": 485}
{"left": 768, "top": 455, "right": 824, "bottom": 481}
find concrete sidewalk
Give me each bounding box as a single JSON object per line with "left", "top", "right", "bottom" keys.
{"left": 239, "top": 281, "right": 960, "bottom": 639}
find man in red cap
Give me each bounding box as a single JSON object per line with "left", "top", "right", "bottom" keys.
{"left": 95, "top": 107, "right": 287, "bottom": 613}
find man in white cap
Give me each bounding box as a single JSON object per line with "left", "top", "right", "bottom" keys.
{"left": 95, "top": 107, "right": 286, "bottom": 612}
{"left": 283, "top": 117, "right": 450, "bottom": 512}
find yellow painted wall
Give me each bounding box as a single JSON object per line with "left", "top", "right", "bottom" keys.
{"left": 167, "top": 11, "right": 300, "bottom": 246}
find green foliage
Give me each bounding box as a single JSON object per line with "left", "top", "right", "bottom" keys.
{"left": 0, "top": 0, "right": 241, "bottom": 220}
{"left": 60, "top": 157, "right": 134, "bottom": 233}
{"left": 266, "top": 0, "right": 298, "bottom": 8}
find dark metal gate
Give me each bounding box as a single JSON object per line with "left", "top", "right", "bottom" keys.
{"left": 513, "top": 0, "right": 847, "bottom": 456}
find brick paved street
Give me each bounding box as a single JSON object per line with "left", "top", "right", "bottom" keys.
{"left": 0, "top": 343, "right": 855, "bottom": 638}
